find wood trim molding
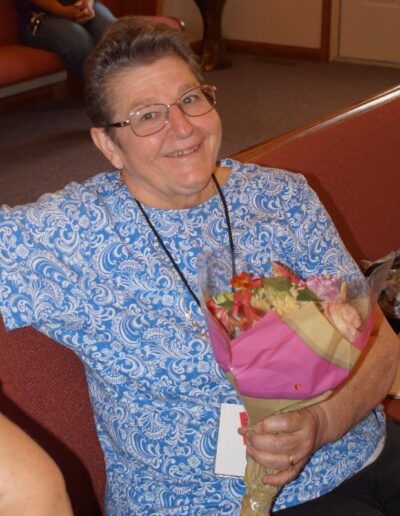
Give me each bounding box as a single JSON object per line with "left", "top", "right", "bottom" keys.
{"left": 224, "top": 39, "right": 322, "bottom": 61}
{"left": 320, "top": 0, "right": 332, "bottom": 61}
{"left": 232, "top": 85, "right": 400, "bottom": 162}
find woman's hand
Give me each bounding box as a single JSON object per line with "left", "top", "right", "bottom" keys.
{"left": 30, "top": 0, "right": 94, "bottom": 22}
{"left": 59, "top": 3, "right": 85, "bottom": 21}
{"left": 74, "top": 0, "right": 95, "bottom": 24}
{"left": 239, "top": 307, "right": 400, "bottom": 487}
{"left": 239, "top": 406, "right": 323, "bottom": 486}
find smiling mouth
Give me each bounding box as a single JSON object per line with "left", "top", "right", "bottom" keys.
{"left": 165, "top": 144, "right": 200, "bottom": 158}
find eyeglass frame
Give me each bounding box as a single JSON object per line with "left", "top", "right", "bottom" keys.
{"left": 106, "top": 84, "right": 217, "bottom": 137}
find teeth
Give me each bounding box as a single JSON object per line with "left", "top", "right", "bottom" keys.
{"left": 168, "top": 145, "right": 199, "bottom": 157}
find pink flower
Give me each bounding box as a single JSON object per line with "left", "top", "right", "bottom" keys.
{"left": 324, "top": 302, "right": 362, "bottom": 342}
{"left": 306, "top": 276, "right": 342, "bottom": 302}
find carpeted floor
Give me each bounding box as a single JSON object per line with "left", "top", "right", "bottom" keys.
{"left": 1, "top": 52, "right": 400, "bottom": 206}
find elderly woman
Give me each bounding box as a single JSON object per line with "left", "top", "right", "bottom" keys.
{"left": 0, "top": 17, "right": 399, "bottom": 515}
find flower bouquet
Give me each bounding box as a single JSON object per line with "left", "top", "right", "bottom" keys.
{"left": 197, "top": 247, "right": 392, "bottom": 515}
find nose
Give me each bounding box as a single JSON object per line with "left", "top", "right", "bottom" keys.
{"left": 166, "top": 102, "right": 194, "bottom": 136}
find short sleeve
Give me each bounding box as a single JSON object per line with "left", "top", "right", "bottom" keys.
{"left": 0, "top": 187, "right": 89, "bottom": 331}
{"left": 278, "top": 171, "right": 361, "bottom": 279}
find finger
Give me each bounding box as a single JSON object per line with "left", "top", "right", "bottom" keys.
{"left": 253, "top": 411, "right": 304, "bottom": 435}
{"left": 246, "top": 428, "right": 314, "bottom": 477}
{"left": 246, "top": 445, "right": 298, "bottom": 472}
{"left": 246, "top": 446, "right": 307, "bottom": 487}
{"left": 237, "top": 425, "right": 247, "bottom": 436}
{"left": 262, "top": 461, "right": 305, "bottom": 487}
{"left": 247, "top": 428, "right": 298, "bottom": 454}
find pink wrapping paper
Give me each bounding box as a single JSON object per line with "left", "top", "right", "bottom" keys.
{"left": 207, "top": 308, "right": 374, "bottom": 399}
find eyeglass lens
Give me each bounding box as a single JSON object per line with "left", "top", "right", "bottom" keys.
{"left": 130, "top": 85, "right": 216, "bottom": 136}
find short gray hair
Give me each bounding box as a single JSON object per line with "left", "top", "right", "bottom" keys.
{"left": 84, "top": 17, "right": 203, "bottom": 130}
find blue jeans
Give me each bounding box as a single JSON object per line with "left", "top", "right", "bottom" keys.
{"left": 22, "top": 2, "right": 115, "bottom": 79}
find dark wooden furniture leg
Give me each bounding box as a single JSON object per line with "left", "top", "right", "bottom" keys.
{"left": 193, "top": 0, "right": 231, "bottom": 71}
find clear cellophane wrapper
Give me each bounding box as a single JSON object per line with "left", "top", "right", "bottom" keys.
{"left": 197, "top": 247, "right": 393, "bottom": 515}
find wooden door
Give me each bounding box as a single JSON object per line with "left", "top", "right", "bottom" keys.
{"left": 339, "top": 0, "right": 400, "bottom": 65}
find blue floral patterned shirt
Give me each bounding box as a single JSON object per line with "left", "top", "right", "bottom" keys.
{"left": 0, "top": 159, "right": 385, "bottom": 514}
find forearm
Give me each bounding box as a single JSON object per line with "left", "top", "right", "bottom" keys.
{"left": 0, "top": 414, "right": 73, "bottom": 516}
{"left": 29, "top": 0, "right": 94, "bottom": 20}
{"left": 242, "top": 306, "right": 399, "bottom": 487}
{"left": 313, "top": 305, "right": 400, "bottom": 449}
{"left": 29, "top": 0, "right": 66, "bottom": 17}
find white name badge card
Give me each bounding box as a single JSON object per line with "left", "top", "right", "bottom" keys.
{"left": 215, "top": 403, "right": 247, "bottom": 477}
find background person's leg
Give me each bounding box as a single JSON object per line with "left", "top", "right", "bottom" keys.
{"left": 84, "top": 2, "right": 116, "bottom": 41}
{"left": 23, "top": 15, "right": 95, "bottom": 79}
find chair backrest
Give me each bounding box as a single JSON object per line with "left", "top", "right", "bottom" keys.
{"left": 234, "top": 86, "right": 400, "bottom": 263}
{"left": 102, "top": 0, "right": 159, "bottom": 17}
{"left": 0, "top": 318, "right": 106, "bottom": 515}
{"left": 0, "top": 0, "right": 19, "bottom": 45}
{"left": 102, "top": 0, "right": 185, "bottom": 30}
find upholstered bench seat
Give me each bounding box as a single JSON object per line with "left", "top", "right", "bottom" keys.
{"left": 0, "top": 45, "right": 64, "bottom": 87}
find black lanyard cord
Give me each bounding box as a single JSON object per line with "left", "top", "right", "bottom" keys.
{"left": 134, "top": 173, "right": 236, "bottom": 308}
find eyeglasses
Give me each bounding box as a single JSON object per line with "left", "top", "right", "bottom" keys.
{"left": 107, "top": 84, "right": 217, "bottom": 137}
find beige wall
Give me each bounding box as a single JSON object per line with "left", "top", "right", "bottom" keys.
{"left": 162, "top": 0, "right": 323, "bottom": 48}
{"left": 163, "top": 0, "right": 203, "bottom": 41}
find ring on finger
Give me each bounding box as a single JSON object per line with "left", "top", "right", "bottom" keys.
{"left": 288, "top": 455, "right": 296, "bottom": 471}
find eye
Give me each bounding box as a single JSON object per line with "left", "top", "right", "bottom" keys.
{"left": 134, "top": 105, "right": 164, "bottom": 125}
{"left": 140, "top": 110, "right": 161, "bottom": 122}
{"left": 181, "top": 92, "right": 201, "bottom": 105}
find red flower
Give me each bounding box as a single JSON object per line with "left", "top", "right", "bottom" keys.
{"left": 206, "top": 298, "right": 236, "bottom": 334}
{"left": 232, "top": 288, "right": 263, "bottom": 332}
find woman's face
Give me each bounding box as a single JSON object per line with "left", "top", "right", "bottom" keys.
{"left": 91, "top": 55, "right": 222, "bottom": 209}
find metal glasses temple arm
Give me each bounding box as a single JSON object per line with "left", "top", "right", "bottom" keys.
{"left": 108, "top": 120, "right": 131, "bottom": 128}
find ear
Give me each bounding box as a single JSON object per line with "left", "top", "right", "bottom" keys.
{"left": 90, "top": 127, "right": 125, "bottom": 170}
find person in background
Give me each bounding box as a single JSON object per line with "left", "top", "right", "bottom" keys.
{"left": 0, "top": 17, "right": 399, "bottom": 514}
{"left": 0, "top": 412, "right": 72, "bottom": 515}
{"left": 15, "top": 0, "right": 115, "bottom": 79}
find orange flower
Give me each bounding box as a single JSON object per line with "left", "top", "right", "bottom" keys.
{"left": 231, "top": 271, "right": 262, "bottom": 290}
{"left": 206, "top": 297, "right": 236, "bottom": 334}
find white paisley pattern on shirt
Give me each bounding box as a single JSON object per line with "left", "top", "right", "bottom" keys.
{"left": 0, "top": 159, "right": 385, "bottom": 514}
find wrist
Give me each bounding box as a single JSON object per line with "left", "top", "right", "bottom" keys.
{"left": 55, "top": 4, "right": 70, "bottom": 17}
{"left": 47, "top": 0, "right": 66, "bottom": 17}
{"left": 303, "top": 404, "right": 330, "bottom": 451}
